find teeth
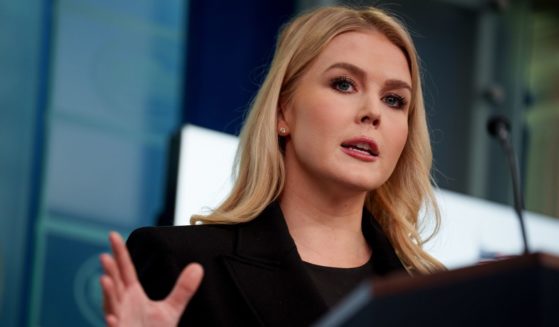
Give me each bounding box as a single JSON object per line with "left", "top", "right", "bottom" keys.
{"left": 341, "top": 142, "right": 377, "bottom": 156}
{"left": 354, "top": 143, "right": 370, "bottom": 151}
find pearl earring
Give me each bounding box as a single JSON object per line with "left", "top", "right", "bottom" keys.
{"left": 279, "top": 127, "right": 287, "bottom": 135}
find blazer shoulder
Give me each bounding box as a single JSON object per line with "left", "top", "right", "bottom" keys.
{"left": 126, "top": 223, "right": 240, "bottom": 301}
{"left": 127, "top": 223, "right": 238, "bottom": 256}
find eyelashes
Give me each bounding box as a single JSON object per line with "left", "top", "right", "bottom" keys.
{"left": 329, "top": 75, "right": 409, "bottom": 110}
{"left": 382, "top": 94, "right": 408, "bottom": 109}
{"left": 330, "top": 76, "right": 357, "bottom": 93}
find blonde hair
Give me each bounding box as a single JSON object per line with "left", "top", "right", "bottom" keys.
{"left": 192, "top": 6, "right": 445, "bottom": 274}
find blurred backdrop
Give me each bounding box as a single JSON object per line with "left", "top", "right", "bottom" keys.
{"left": 0, "top": 0, "right": 557, "bottom": 325}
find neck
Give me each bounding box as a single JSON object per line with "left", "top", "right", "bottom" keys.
{"left": 279, "top": 171, "right": 371, "bottom": 268}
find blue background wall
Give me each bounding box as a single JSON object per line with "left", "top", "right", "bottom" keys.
{"left": 28, "top": 0, "right": 187, "bottom": 325}
{"left": 184, "top": 1, "right": 294, "bottom": 135}
{"left": 0, "top": 0, "right": 294, "bottom": 325}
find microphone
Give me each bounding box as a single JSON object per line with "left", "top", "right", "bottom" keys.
{"left": 487, "top": 115, "right": 529, "bottom": 254}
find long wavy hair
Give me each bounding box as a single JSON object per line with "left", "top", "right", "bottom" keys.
{"left": 192, "top": 6, "right": 445, "bottom": 274}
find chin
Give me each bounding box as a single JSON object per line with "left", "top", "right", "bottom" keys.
{"left": 335, "top": 177, "right": 383, "bottom": 194}
{"left": 337, "top": 171, "right": 387, "bottom": 192}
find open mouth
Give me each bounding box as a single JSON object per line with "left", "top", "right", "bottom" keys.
{"left": 341, "top": 142, "right": 379, "bottom": 157}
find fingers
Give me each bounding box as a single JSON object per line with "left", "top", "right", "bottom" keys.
{"left": 109, "top": 231, "right": 138, "bottom": 286}
{"left": 100, "top": 273, "right": 118, "bottom": 316}
{"left": 166, "top": 263, "right": 204, "bottom": 312}
{"left": 100, "top": 253, "right": 124, "bottom": 301}
{"left": 106, "top": 314, "right": 118, "bottom": 327}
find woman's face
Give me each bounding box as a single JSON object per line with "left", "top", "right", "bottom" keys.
{"left": 279, "top": 30, "right": 411, "bottom": 194}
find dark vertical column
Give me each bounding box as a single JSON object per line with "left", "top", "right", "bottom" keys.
{"left": 183, "top": 0, "right": 295, "bottom": 135}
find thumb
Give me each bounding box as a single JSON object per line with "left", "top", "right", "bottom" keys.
{"left": 166, "top": 263, "right": 204, "bottom": 312}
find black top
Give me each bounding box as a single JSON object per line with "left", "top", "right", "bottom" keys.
{"left": 127, "top": 201, "right": 406, "bottom": 326}
{"left": 304, "top": 256, "right": 374, "bottom": 308}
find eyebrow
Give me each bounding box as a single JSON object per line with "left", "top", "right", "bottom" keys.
{"left": 325, "top": 62, "right": 366, "bottom": 81}
{"left": 382, "top": 79, "right": 412, "bottom": 93}
{"left": 325, "top": 62, "right": 412, "bottom": 93}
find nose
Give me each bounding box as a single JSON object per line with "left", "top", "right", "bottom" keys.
{"left": 358, "top": 97, "right": 381, "bottom": 127}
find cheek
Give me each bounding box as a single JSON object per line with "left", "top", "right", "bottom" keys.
{"left": 386, "top": 122, "right": 409, "bottom": 165}
{"left": 292, "top": 97, "right": 343, "bottom": 138}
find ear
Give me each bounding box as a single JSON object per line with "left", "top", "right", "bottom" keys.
{"left": 277, "top": 101, "right": 291, "bottom": 134}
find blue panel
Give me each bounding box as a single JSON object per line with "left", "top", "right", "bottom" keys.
{"left": 44, "top": 119, "right": 166, "bottom": 227}
{"left": 51, "top": 0, "right": 184, "bottom": 135}
{"left": 63, "top": 0, "right": 184, "bottom": 30}
{"left": 28, "top": 0, "right": 187, "bottom": 324}
{"left": 38, "top": 230, "right": 107, "bottom": 326}
{"left": 0, "top": 0, "right": 48, "bottom": 326}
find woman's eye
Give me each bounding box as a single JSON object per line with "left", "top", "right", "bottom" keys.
{"left": 331, "top": 77, "right": 356, "bottom": 93}
{"left": 383, "top": 94, "right": 407, "bottom": 109}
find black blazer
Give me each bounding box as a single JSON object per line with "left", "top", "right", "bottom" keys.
{"left": 127, "top": 201, "right": 406, "bottom": 326}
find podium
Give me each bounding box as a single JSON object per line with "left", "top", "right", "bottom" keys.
{"left": 317, "top": 253, "right": 559, "bottom": 326}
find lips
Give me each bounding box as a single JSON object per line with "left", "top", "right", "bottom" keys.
{"left": 341, "top": 137, "right": 380, "bottom": 162}
{"left": 341, "top": 137, "right": 379, "bottom": 157}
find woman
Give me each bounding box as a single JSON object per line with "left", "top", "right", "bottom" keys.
{"left": 100, "top": 5, "right": 445, "bottom": 326}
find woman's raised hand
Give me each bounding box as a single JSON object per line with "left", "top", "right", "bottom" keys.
{"left": 100, "top": 232, "right": 204, "bottom": 327}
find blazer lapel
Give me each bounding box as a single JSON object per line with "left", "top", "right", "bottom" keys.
{"left": 222, "top": 202, "right": 328, "bottom": 326}
{"left": 361, "top": 208, "right": 407, "bottom": 276}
